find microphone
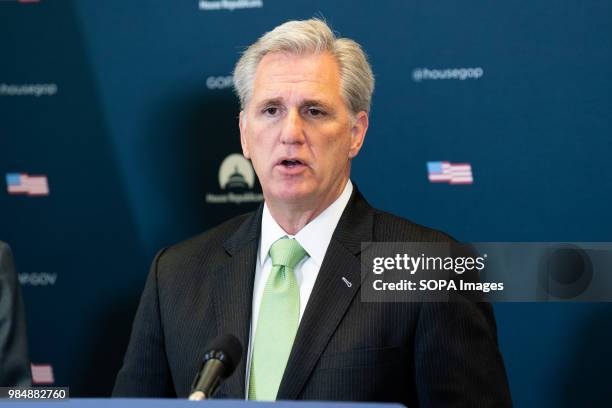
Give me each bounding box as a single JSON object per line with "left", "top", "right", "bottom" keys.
{"left": 188, "top": 334, "right": 243, "bottom": 400}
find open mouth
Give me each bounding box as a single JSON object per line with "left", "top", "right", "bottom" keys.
{"left": 280, "top": 159, "right": 304, "bottom": 168}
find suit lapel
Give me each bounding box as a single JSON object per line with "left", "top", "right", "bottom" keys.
{"left": 277, "top": 188, "right": 374, "bottom": 400}
{"left": 212, "top": 205, "right": 263, "bottom": 399}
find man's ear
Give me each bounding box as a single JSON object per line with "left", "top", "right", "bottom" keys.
{"left": 348, "top": 111, "right": 369, "bottom": 159}
{"left": 239, "top": 111, "right": 250, "bottom": 159}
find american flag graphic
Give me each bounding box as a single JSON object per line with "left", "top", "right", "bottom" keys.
{"left": 31, "top": 364, "right": 54, "bottom": 384}
{"left": 427, "top": 161, "right": 473, "bottom": 185}
{"left": 6, "top": 173, "right": 49, "bottom": 196}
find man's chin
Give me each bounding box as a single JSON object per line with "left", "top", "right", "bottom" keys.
{"left": 266, "top": 186, "right": 314, "bottom": 204}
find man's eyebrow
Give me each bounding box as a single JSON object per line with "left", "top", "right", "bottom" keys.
{"left": 255, "top": 98, "right": 283, "bottom": 109}
{"left": 254, "top": 98, "right": 335, "bottom": 111}
{"left": 300, "top": 99, "right": 335, "bottom": 111}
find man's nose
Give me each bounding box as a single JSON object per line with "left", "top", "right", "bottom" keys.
{"left": 280, "top": 109, "right": 305, "bottom": 145}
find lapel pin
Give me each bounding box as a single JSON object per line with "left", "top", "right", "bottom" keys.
{"left": 342, "top": 277, "right": 352, "bottom": 288}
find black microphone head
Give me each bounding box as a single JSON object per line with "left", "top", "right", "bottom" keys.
{"left": 202, "top": 334, "right": 243, "bottom": 378}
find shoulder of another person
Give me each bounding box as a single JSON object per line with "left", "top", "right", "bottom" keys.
{"left": 0, "top": 241, "right": 14, "bottom": 272}
{"left": 0, "top": 240, "right": 9, "bottom": 257}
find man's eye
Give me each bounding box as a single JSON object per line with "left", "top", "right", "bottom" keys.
{"left": 307, "top": 108, "right": 325, "bottom": 116}
{"left": 263, "top": 107, "right": 278, "bottom": 115}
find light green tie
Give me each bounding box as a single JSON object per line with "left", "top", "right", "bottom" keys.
{"left": 248, "top": 237, "right": 308, "bottom": 401}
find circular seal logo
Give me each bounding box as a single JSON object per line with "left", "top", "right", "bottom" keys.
{"left": 218, "top": 153, "right": 255, "bottom": 190}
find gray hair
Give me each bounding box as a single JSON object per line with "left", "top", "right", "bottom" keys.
{"left": 233, "top": 18, "right": 374, "bottom": 115}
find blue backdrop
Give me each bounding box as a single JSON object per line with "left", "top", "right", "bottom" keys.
{"left": 1, "top": 0, "right": 611, "bottom": 405}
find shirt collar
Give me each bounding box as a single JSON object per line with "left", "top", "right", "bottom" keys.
{"left": 259, "top": 180, "right": 353, "bottom": 268}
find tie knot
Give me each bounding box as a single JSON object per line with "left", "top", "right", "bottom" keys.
{"left": 269, "top": 238, "right": 307, "bottom": 269}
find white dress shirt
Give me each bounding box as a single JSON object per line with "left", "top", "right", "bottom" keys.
{"left": 244, "top": 179, "right": 354, "bottom": 397}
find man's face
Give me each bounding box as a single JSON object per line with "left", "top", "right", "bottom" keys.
{"left": 239, "top": 51, "right": 368, "bottom": 208}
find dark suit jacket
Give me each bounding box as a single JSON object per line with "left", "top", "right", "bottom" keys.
{"left": 113, "top": 188, "right": 512, "bottom": 407}
{"left": 0, "top": 241, "right": 31, "bottom": 387}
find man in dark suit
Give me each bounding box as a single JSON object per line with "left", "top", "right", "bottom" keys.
{"left": 114, "top": 18, "right": 512, "bottom": 406}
